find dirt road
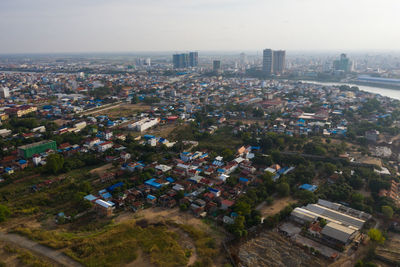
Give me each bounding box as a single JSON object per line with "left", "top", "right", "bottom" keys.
{"left": 0, "top": 232, "right": 83, "bottom": 267}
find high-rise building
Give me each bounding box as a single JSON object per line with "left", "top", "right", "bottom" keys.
{"left": 213, "top": 60, "right": 221, "bottom": 72}
{"left": 333, "top": 53, "right": 353, "bottom": 73}
{"left": 189, "top": 52, "right": 198, "bottom": 67}
{"left": 0, "top": 87, "right": 10, "bottom": 98}
{"left": 262, "top": 49, "right": 273, "bottom": 75}
{"left": 173, "top": 52, "right": 198, "bottom": 68}
{"left": 273, "top": 50, "right": 286, "bottom": 74}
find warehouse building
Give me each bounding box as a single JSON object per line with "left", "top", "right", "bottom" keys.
{"left": 18, "top": 140, "right": 57, "bottom": 159}
{"left": 290, "top": 199, "right": 371, "bottom": 246}
{"left": 128, "top": 118, "right": 159, "bottom": 132}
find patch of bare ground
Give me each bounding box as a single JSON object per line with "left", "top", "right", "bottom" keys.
{"left": 239, "top": 231, "right": 327, "bottom": 267}
{"left": 89, "top": 163, "right": 114, "bottom": 175}
{"left": 125, "top": 249, "right": 155, "bottom": 267}
{"left": 255, "top": 196, "right": 295, "bottom": 218}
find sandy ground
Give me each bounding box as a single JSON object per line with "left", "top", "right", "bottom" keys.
{"left": 116, "top": 207, "right": 227, "bottom": 267}
{"left": 147, "top": 123, "right": 180, "bottom": 138}
{"left": 89, "top": 163, "right": 114, "bottom": 175}
{"left": 256, "top": 196, "right": 295, "bottom": 218}
{"left": 116, "top": 207, "right": 208, "bottom": 232}
{"left": 83, "top": 103, "right": 151, "bottom": 118}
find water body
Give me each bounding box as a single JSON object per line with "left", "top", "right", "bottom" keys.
{"left": 300, "top": 80, "right": 400, "bottom": 101}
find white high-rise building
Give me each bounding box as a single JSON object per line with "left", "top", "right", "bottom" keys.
{"left": 0, "top": 87, "right": 10, "bottom": 98}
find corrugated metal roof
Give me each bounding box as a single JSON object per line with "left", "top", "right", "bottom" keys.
{"left": 321, "top": 222, "right": 356, "bottom": 243}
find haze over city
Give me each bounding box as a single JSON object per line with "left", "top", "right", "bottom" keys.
{"left": 1, "top": 0, "right": 399, "bottom": 54}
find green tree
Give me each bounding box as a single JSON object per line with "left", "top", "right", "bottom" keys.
{"left": 45, "top": 154, "right": 64, "bottom": 174}
{"left": 381, "top": 205, "right": 393, "bottom": 219}
{"left": 277, "top": 182, "right": 290, "bottom": 197}
{"left": 368, "top": 228, "right": 385, "bottom": 244}
{"left": 323, "top": 163, "right": 336, "bottom": 176}
{"left": 0, "top": 205, "right": 11, "bottom": 222}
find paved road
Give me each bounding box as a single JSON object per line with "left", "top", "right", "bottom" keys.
{"left": 0, "top": 232, "right": 83, "bottom": 267}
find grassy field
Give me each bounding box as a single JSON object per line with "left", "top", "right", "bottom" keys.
{"left": 0, "top": 242, "right": 54, "bottom": 267}
{"left": 13, "top": 219, "right": 213, "bottom": 267}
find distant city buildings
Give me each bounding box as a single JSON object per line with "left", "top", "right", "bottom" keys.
{"left": 173, "top": 52, "right": 198, "bottom": 68}
{"left": 333, "top": 53, "right": 353, "bottom": 73}
{"left": 213, "top": 60, "right": 221, "bottom": 72}
{"left": 263, "top": 49, "right": 286, "bottom": 76}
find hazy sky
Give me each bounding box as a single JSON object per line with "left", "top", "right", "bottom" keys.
{"left": 0, "top": 0, "right": 399, "bottom": 54}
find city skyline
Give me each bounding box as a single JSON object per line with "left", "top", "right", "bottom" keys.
{"left": 1, "top": 0, "right": 400, "bottom": 54}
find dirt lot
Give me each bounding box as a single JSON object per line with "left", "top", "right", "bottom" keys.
{"left": 116, "top": 208, "right": 209, "bottom": 233}
{"left": 89, "top": 163, "right": 114, "bottom": 175}
{"left": 374, "top": 232, "right": 400, "bottom": 265}
{"left": 104, "top": 103, "right": 151, "bottom": 119}
{"left": 349, "top": 151, "right": 382, "bottom": 167}
{"left": 81, "top": 103, "right": 151, "bottom": 118}
{"left": 256, "top": 196, "right": 296, "bottom": 218}
{"left": 239, "top": 231, "right": 327, "bottom": 267}
{"left": 147, "top": 122, "right": 180, "bottom": 138}
{"left": 116, "top": 208, "right": 228, "bottom": 267}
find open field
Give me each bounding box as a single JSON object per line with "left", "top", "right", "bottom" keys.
{"left": 146, "top": 122, "right": 181, "bottom": 137}
{"left": 239, "top": 231, "right": 327, "bottom": 267}
{"left": 0, "top": 242, "right": 56, "bottom": 267}
{"left": 375, "top": 232, "right": 400, "bottom": 266}
{"left": 83, "top": 103, "right": 151, "bottom": 118}
{"left": 256, "top": 196, "right": 295, "bottom": 218}
{"left": 89, "top": 163, "right": 114, "bottom": 175}
{"left": 12, "top": 208, "right": 225, "bottom": 267}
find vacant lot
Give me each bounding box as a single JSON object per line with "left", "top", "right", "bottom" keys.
{"left": 239, "top": 231, "right": 327, "bottom": 267}
{"left": 89, "top": 163, "right": 114, "bottom": 176}
{"left": 375, "top": 232, "right": 400, "bottom": 265}
{"left": 98, "top": 103, "right": 151, "bottom": 119}
{"left": 0, "top": 240, "right": 59, "bottom": 267}
{"left": 14, "top": 210, "right": 224, "bottom": 267}
{"left": 256, "top": 196, "right": 296, "bottom": 218}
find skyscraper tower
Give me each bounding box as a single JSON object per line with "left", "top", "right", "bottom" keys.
{"left": 173, "top": 52, "right": 198, "bottom": 68}
{"left": 262, "top": 49, "right": 273, "bottom": 75}
{"left": 213, "top": 60, "right": 221, "bottom": 72}
{"left": 189, "top": 52, "right": 198, "bottom": 67}
{"left": 273, "top": 50, "right": 286, "bottom": 74}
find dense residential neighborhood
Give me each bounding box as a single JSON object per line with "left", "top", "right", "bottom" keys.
{"left": 0, "top": 56, "right": 399, "bottom": 266}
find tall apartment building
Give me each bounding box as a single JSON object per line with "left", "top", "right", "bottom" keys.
{"left": 273, "top": 50, "right": 286, "bottom": 74}
{"left": 213, "top": 60, "right": 221, "bottom": 72}
{"left": 262, "top": 49, "right": 273, "bottom": 75}
{"left": 333, "top": 53, "right": 353, "bottom": 73}
{"left": 189, "top": 52, "right": 198, "bottom": 67}
{"left": 173, "top": 52, "right": 198, "bottom": 68}
{"left": 263, "top": 49, "right": 286, "bottom": 75}
{"left": 0, "top": 87, "right": 10, "bottom": 98}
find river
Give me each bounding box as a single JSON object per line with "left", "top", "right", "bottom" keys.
{"left": 300, "top": 81, "right": 400, "bottom": 101}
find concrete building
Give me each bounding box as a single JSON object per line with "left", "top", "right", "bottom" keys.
{"left": 262, "top": 49, "right": 273, "bottom": 75}
{"left": 333, "top": 53, "right": 353, "bottom": 73}
{"left": 173, "top": 52, "right": 198, "bottom": 68}
{"left": 129, "top": 118, "right": 160, "bottom": 132}
{"left": 273, "top": 50, "right": 286, "bottom": 74}
{"left": 213, "top": 60, "right": 221, "bottom": 72}
{"left": 18, "top": 140, "right": 57, "bottom": 159}
{"left": 189, "top": 52, "right": 199, "bottom": 67}
{"left": 0, "top": 87, "right": 10, "bottom": 98}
